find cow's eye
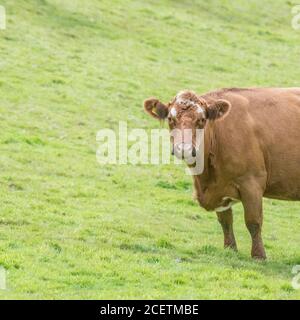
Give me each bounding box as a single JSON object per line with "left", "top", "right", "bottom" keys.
{"left": 168, "top": 114, "right": 175, "bottom": 121}
{"left": 168, "top": 115, "right": 176, "bottom": 126}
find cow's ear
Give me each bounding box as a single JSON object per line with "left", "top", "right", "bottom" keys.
{"left": 144, "top": 98, "right": 169, "bottom": 120}
{"left": 206, "top": 99, "right": 231, "bottom": 121}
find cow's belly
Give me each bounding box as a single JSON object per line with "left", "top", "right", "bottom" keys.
{"left": 258, "top": 118, "right": 300, "bottom": 200}
{"left": 264, "top": 178, "right": 300, "bottom": 201}
{"left": 264, "top": 193, "right": 300, "bottom": 201}
{"left": 264, "top": 156, "right": 300, "bottom": 201}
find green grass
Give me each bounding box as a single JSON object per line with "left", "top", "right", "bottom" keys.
{"left": 0, "top": 0, "right": 300, "bottom": 299}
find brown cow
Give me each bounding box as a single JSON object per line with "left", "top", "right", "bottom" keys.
{"left": 144, "top": 88, "right": 300, "bottom": 259}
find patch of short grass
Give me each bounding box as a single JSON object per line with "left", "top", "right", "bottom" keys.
{"left": 0, "top": 0, "right": 299, "bottom": 299}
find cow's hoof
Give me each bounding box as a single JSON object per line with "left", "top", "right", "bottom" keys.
{"left": 252, "top": 254, "right": 267, "bottom": 261}
{"left": 224, "top": 243, "right": 238, "bottom": 251}
{"left": 224, "top": 238, "right": 237, "bottom": 251}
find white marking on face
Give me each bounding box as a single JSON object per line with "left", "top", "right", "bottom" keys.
{"left": 196, "top": 106, "right": 205, "bottom": 115}
{"left": 170, "top": 107, "right": 177, "bottom": 118}
{"left": 174, "top": 91, "right": 206, "bottom": 117}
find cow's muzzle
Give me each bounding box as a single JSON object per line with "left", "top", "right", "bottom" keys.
{"left": 172, "top": 143, "right": 196, "bottom": 160}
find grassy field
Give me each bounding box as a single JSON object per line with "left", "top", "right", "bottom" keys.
{"left": 0, "top": 0, "right": 300, "bottom": 299}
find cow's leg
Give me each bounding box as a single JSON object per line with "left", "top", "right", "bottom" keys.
{"left": 216, "top": 208, "right": 237, "bottom": 250}
{"left": 240, "top": 181, "right": 266, "bottom": 260}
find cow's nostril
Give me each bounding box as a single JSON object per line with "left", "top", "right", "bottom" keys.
{"left": 192, "top": 147, "right": 196, "bottom": 157}
{"left": 173, "top": 143, "right": 196, "bottom": 159}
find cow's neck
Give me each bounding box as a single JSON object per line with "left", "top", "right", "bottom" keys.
{"left": 193, "top": 121, "right": 218, "bottom": 204}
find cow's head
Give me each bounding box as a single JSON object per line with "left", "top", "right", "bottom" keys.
{"left": 144, "top": 90, "right": 231, "bottom": 162}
